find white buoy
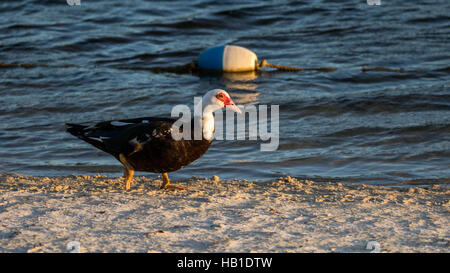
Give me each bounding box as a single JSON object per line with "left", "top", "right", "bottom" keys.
{"left": 198, "top": 45, "right": 258, "bottom": 72}
{"left": 197, "top": 45, "right": 335, "bottom": 73}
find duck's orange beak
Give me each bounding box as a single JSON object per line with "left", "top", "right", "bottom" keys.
{"left": 226, "top": 100, "right": 242, "bottom": 114}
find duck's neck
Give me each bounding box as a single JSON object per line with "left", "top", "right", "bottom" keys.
{"left": 194, "top": 103, "right": 219, "bottom": 141}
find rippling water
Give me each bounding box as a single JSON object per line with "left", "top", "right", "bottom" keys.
{"left": 1, "top": 0, "right": 449, "bottom": 185}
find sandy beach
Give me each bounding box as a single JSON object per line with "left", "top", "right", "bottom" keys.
{"left": 0, "top": 173, "right": 448, "bottom": 253}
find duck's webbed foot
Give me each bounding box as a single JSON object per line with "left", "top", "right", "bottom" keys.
{"left": 160, "top": 172, "right": 187, "bottom": 190}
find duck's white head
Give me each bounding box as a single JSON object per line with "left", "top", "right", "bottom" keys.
{"left": 201, "top": 89, "right": 242, "bottom": 115}
{"left": 196, "top": 89, "right": 241, "bottom": 140}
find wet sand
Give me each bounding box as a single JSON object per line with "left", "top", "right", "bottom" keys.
{"left": 0, "top": 173, "right": 448, "bottom": 253}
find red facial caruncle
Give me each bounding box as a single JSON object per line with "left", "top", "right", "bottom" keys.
{"left": 216, "top": 91, "right": 242, "bottom": 114}
{"left": 216, "top": 92, "right": 232, "bottom": 106}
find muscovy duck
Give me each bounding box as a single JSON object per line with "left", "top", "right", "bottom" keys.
{"left": 66, "top": 89, "right": 241, "bottom": 190}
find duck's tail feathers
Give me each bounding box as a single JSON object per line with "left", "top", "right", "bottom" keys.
{"left": 66, "top": 123, "right": 107, "bottom": 152}
{"left": 66, "top": 123, "right": 87, "bottom": 137}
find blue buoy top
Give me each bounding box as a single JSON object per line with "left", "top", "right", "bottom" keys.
{"left": 198, "top": 45, "right": 259, "bottom": 72}
{"left": 198, "top": 45, "right": 225, "bottom": 70}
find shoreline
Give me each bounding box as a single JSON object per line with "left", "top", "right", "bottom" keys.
{"left": 0, "top": 173, "right": 448, "bottom": 253}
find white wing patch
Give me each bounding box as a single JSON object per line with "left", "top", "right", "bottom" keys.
{"left": 111, "top": 121, "right": 133, "bottom": 126}
{"left": 129, "top": 137, "right": 139, "bottom": 146}
{"left": 88, "top": 136, "right": 110, "bottom": 143}
{"left": 128, "top": 135, "right": 152, "bottom": 146}
{"left": 152, "top": 129, "right": 165, "bottom": 137}
{"left": 88, "top": 137, "right": 103, "bottom": 142}
{"left": 84, "top": 125, "right": 98, "bottom": 130}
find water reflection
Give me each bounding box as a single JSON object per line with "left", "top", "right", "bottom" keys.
{"left": 221, "top": 71, "right": 260, "bottom": 104}
{"left": 221, "top": 71, "right": 259, "bottom": 91}
{"left": 229, "top": 91, "right": 260, "bottom": 105}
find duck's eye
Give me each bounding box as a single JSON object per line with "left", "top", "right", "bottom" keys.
{"left": 217, "top": 93, "right": 224, "bottom": 98}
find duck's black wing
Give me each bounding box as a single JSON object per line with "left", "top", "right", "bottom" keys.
{"left": 66, "top": 117, "right": 177, "bottom": 158}
{"left": 67, "top": 116, "right": 212, "bottom": 173}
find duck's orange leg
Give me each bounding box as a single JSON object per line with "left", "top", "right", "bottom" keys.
{"left": 119, "top": 153, "right": 134, "bottom": 190}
